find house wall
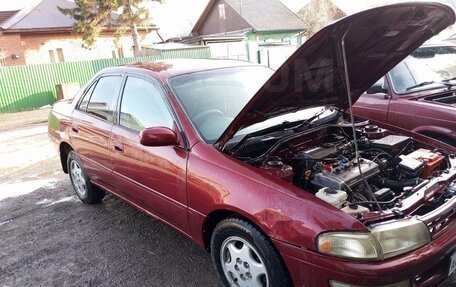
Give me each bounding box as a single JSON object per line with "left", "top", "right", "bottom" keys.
{"left": 198, "top": 0, "right": 252, "bottom": 35}
{"left": 22, "top": 32, "right": 138, "bottom": 65}
{"left": 0, "top": 33, "right": 26, "bottom": 66}
{"left": 0, "top": 31, "right": 154, "bottom": 66}
{"left": 247, "top": 31, "right": 303, "bottom": 44}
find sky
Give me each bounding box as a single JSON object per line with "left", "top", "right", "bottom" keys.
{"left": 0, "top": 0, "right": 374, "bottom": 13}
{"left": 1, "top": 0, "right": 455, "bottom": 39}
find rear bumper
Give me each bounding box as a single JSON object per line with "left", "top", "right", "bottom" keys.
{"left": 274, "top": 221, "right": 456, "bottom": 287}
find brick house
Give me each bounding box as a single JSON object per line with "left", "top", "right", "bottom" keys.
{"left": 0, "top": 0, "right": 161, "bottom": 66}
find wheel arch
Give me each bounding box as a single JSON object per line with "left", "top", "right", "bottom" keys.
{"left": 59, "top": 141, "right": 74, "bottom": 173}
{"left": 418, "top": 131, "right": 456, "bottom": 146}
{"left": 204, "top": 208, "right": 295, "bottom": 287}
{"left": 202, "top": 208, "right": 268, "bottom": 252}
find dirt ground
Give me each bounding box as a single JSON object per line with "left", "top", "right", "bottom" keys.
{"left": 0, "top": 118, "right": 221, "bottom": 286}
{"left": 0, "top": 107, "right": 51, "bottom": 132}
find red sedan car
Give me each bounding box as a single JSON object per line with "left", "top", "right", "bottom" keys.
{"left": 353, "top": 42, "right": 456, "bottom": 146}
{"left": 49, "top": 3, "right": 456, "bottom": 287}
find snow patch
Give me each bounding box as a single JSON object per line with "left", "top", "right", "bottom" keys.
{"left": 36, "top": 198, "right": 53, "bottom": 205}
{"left": 45, "top": 196, "right": 76, "bottom": 207}
{"left": 0, "top": 220, "right": 11, "bottom": 226}
{"left": 0, "top": 179, "right": 57, "bottom": 201}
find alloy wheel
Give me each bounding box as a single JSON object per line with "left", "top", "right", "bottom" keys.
{"left": 220, "top": 236, "right": 269, "bottom": 287}
{"left": 70, "top": 160, "right": 87, "bottom": 198}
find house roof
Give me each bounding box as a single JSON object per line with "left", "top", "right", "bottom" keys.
{"left": 0, "top": 11, "right": 19, "bottom": 26}
{"left": 0, "top": 0, "right": 76, "bottom": 31}
{"left": 192, "top": 0, "right": 308, "bottom": 34}
{"left": 0, "top": 0, "right": 156, "bottom": 33}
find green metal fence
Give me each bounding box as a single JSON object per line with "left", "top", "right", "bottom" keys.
{"left": 0, "top": 48, "right": 211, "bottom": 113}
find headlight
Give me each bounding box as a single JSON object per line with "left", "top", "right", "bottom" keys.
{"left": 370, "top": 218, "right": 430, "bottom": 259}
{"left": 317, "top": 218, "right": 431, "bottom": 260}
{"left": 317, "top": 232, "right": 380, "bottom": 260}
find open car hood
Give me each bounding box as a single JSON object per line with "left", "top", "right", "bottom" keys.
{"left": 216, "top": 2, "right": 455, "bottom": 149}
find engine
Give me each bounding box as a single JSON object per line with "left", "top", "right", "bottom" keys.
{"left": 253, "top": 124, "right": 453, "bottom": 217}
{"left": 311, "top": 158, "right": 379, "bottom": 190}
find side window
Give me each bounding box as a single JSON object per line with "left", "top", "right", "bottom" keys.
{"left": 79, "top": 82, "right": 96, "bottom": 111}
{"left": 390, "top": 61, "right": 415, "bottom": 93}
{"left": 86, "top": 76, "right": 122, "bottom": 121}
{"left": 119, "top": 77, "right": 174, "bottom": 132}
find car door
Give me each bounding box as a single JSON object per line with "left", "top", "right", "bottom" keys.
{"left": 110, "top": 75, "right": 190, "bottom": 233}
{"left": 352, "top": 77, "right": 391, "bottom": 123}
{"left": 70, "top": 74, "right": 123, "bottom": 189}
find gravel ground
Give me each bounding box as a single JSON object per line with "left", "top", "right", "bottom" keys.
{"left": 0, "top": 122, "right": 221, "bottom": 287}
{"left": 0, "top": 181, "right": 220, "bottom": 287}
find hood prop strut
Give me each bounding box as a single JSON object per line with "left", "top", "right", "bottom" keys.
{"left": 340, "top": 28, "right": 383, "bottom": 213}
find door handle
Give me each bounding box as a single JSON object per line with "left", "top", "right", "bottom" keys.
{"left": 71, "top": 126, "right": 79, "bottom": 133}
{"left": 113, "top": 142, "right": 124, "bottom": 153}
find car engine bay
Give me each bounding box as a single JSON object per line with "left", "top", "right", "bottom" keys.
{"left": 226, "top": 117, "right": 456, "bottom": 227}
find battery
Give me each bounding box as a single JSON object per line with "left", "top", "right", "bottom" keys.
{"left": 398, "top": 155, "right": 424, "bottom": 178}
{"left": 405, "top": 149, "right": 445, "bottom": 178}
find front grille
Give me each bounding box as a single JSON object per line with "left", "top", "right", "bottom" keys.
{"left": 416, "top": 184, "right": 456, "bottom": 238}
{"left": 427, "top": 207, "right": 455, "bottom": 238}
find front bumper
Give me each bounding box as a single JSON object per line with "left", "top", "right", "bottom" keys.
{"left": 274, "top": 220, "right": 456, "bottom": 287}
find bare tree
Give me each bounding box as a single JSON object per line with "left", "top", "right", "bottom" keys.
{"left": 60, "top": 0, "right": 162, "bottom": 56}
{"left": 298, "top": 0, "right": 346, "bottom": 37}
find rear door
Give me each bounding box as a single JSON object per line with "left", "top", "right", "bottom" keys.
{"left": 70, "top": 74, "right": 124, "bottom": 189}
{"left": 110, "top": 75, "right": 190, "bottom": 233}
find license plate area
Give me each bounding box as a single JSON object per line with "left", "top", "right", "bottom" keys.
{"left": 450, "top": 251, "right": 456, "bottom": 276}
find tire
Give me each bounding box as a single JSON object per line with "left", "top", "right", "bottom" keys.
{"left": 211, "top": 218, "right": 292, "bottom": 287}
{"left": 67, "top": 151, "right": 105, "bottom": 204}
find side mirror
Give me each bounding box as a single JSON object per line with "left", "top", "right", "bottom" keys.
{"left": 367, "top": 84, "right": 388, "bottom": 94}
{"left": 139, "top": 127, "right": 179, "bottom": 147}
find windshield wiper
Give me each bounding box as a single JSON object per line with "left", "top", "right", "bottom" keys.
{"left": 442, "top": 77, "right": 456, "bottom": 88}
{"left": 442, "top": 76, "right": 456, "bottom": 82}
{"left": 405, "top": 81, "right": 435, "bottom": 91}
{"left": 294, "top": 107, "right": 331, "bottom": 132}
{"left": 227, "top": 121, "right": 298, "bottom": 155}
{"left": 228, "top": 108, "right": 330, "bottom": 155}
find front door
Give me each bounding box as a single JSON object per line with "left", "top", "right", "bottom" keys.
{"left": 353, "top": 77, "right": 391, "bottom": 123}
{"left": 110, "top": 75, "right": 190, "bottom": 233}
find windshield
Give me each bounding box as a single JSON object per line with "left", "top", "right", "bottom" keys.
{"left": 170, "top": 66, "right": 336, "bottom": 144}
{"left": 169, "top": 66, "right": 274, "bottom": 143}
{"left": 389, "top": 45, "right": 456, "bottom": 93}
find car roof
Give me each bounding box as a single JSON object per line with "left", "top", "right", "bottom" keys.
{"left": 100, "top": 59, "right": 261, "bottom": 81}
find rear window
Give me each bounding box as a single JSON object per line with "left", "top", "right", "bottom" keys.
{"left": 86, "top": 76, "right": 122, "bottom": 121}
